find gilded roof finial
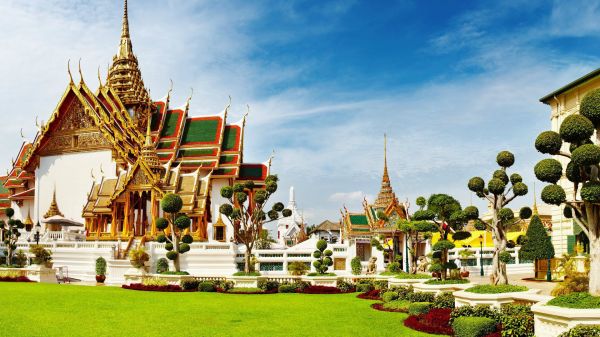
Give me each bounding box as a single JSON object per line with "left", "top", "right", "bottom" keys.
{"left": 168, "top": 79, "right": 173, "bottom": 98}
{"left": 67, "top": 59, "right": 74, "bottom": 84}
{"left": 145, "top": 110, "right": 153, "bottom": 147}
{"left": 374, "top": 133, "right": 396, "bottom": 209}
{"left": 78, "top": 58, "right": 84, "bottom": 84}
{"left": 120, "top": 0, "right": 132, "bottom": 57}
{"left": 44, "top": 187, "right": 64, "bottom": 218}
{"left": 97, "top": 66, "right": 103, "bottom": 88}
{"left": 185, "top": 87, "right": 194, "bottom": 110}
{"left": 383, "top": 133, "right": 389, "bottom": 183}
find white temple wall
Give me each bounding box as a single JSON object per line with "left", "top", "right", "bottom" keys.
{"left": 11, "top": 200, "right": 33, "bottom": 222}
{"left": 209, "top": 178, "right": 234, "bottom": 242}
{"left": 34, "top": 151, "right": 116, "bottom": 227}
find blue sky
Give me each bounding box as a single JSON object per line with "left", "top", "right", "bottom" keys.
{"left": 1, "top": 0, "right": 600, "bottom": 227}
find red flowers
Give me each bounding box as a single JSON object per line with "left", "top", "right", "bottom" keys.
{"left": 357, "top": 289, "right": 381, "bottom": 300}
{"left": 403, "top": 308, "right": 454, "bottom": 335}
{"left": 0, "top": 276, "right": 32, "bottom": 282}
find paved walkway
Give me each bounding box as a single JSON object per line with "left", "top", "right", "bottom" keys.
{"left": 468, "top": 273, "right": 557, "bottom": 295}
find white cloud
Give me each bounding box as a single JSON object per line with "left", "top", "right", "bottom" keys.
{"left": 329, "top": 191, "right": 373, "bottom": 204}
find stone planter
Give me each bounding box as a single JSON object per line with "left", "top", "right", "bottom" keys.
{"left": 532, "top": 302, "right": 600, "bottom": 337}
{"left": 413, "top": 282, "right": 474, "bottom": 295}
{"left": 108, "top": 259, "right": 141, "bottom": 285}
{"left": 454, "top": 288, "right": 541, "bottom": 308}
{"left": 230, "top": 276, "right": 259, "bottom": 288}
{"left": 26, "top": 265, "right": 57, "bottom": 283}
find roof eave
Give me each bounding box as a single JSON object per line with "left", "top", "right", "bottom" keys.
{"left": 539, "top": 67, "right": 600, "bottom": 104}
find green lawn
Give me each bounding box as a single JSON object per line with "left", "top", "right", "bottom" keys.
{"left": 0, "top": 283, "right": 435, "bottom": 337}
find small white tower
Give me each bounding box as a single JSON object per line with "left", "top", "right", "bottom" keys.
{"left": 277, "top": 186, "right": 303, "bottom": 246}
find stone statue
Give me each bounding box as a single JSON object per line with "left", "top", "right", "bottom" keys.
{"left": 417, "top": 256, "right": 429, "bottom": 273}
{"left": 366, "top": 256, "right": 377, "bottom": 275}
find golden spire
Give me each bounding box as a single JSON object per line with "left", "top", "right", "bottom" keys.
{"left": 141, "top": 113, "right": 161, "bottom": 172}
{"left": 107, "top": 0, "right": 150, "bottom": 131}
{"left": 23, "top": 210, "right": 33, "bottom": 226}
{"left": 44, "top": 188, "right": 64, "bottom": 218}
{"left": 374, "top": 133, "right": 396, "bottom": 209}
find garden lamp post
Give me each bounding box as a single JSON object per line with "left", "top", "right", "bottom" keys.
{"left": 405, "top": 237, "right": 409, "bottom": 273}
{"left": 34, "top": 221, "right": 41, "bottom": 245}
{"left": 479, "top": 234, "right": 484, "bottom": 277}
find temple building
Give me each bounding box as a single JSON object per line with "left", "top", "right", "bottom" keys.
{"left": 340, "top": 135, "right": 408, "bottom": 263}
{"left": 2, "top": 0, "right": 270, "bottom": 243}
{"left": 276, "top": 186, "right": 307, "bottom": 247}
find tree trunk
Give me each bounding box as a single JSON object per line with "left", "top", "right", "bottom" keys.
{"left": 490, "top": 226, "right": 508, "bottom": 285}
{"left": 170, "top": 222, "right": 180, "bottom": 272}
{"left": 244, "top": 248, "right": 252, "bottom": 273}
{"left": 441, "top": 248, "right": 448, "bottom": 280}
{"left": 407, "top": 234, "right": 417, "bottom": 274}
{"left": 589, "top": 235, "right": 600, "bottom": 296}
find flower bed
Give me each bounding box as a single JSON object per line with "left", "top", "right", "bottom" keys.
{"left": 0, "top": 276, "right": 32, "bottom": 282}
{"left": 122, "top": 283, "right": 186, "bottom": 292}
{"left": 357, "top": 289, "right": 381, "bottom": 300}
{"left": 299, "top": 285, "right": 352, "bottom": 294}
{"left": 403, "top": 308, "right": 454, "bottom": 335}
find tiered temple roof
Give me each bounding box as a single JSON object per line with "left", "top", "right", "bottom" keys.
{"left": 3, "top": 0, "right": 271, "bottom": 228}
{"left": 341, "top": 135, "right": 407, "bottom": 238}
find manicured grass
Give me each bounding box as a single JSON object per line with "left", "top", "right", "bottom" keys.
{"left": 424, "top": 279, "right": 469, "bottom": 285}
{"left": 380, "top": 272, "right": 431, "bottom": 279}
{"left": 547, "top": 292, "right": 600, "bottom": 309}
{"left": 383, "top": 299, "right": 411, "bottom": 311}
{"left": 0, "top": 283, "right": 436, "bottom": 337}
{"left": 465, "top": 284, "right": 528, "bottom": 294}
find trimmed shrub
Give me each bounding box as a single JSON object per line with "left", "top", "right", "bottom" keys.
{"left": 394, "top": 285, "right": 414, "bottom": 300}
{"left": 558, "top": 325, "right": 600, "bottom": 337}
{"left": 433, "top": 291, "right": 455, "bottom": 309}
{"left": 572, "top": 144, "right": 600, "bottom": 167}
{"left": 580, "top": 89, "right": 600, "bottom": 126}
{"left": 452, "top": 316, "right": 496, "bottom": 337}
{"left": 541, "top": 184, "right": 566, "bottom": 205}
{"left": 198, "top": 281, "right": 216, "bottom": 292}
{"left": 500, "top": 304, "right": 534, "bottom": 337}
{"left": 278, "top": 284, "right": 297, "bottom": 293}
{"left": 408, "top": 302, "right": 432, "bottom": 316}
{"left": 336, "top": 280, "right": 355, "bottom": 293}
{"left": 548, "top": 292, "right": 600, "bottom": 309}
{"left": 356, "top": 283, "right": 373, "bottom": 293}
{"left": 581, "top": 181, "right": 600, "bottom": 203}
{"left": 156, "top": 258, "right": 169, "bottom": 274}
{"left": 519, "top": 215, "right": 554, "bottom": 262}
{"left": 95, "top": 257, "right": 107, "bottom": 276}
{"left": 214, "top": 280, "right": 234, "bottom": 291}
{"left": 468, "top": 177, "right": 485, "bottom": 192}
{"left": 180, "top": 279, "right": 200, "bottom": 291}
{"left": 496, "top": 151, "right": 515, "bottom": 167}
{"left": 351, "top": 257, "right": 362, "bottom": 275}
{"left": 488, "top": 178, "right": 506, "bottom": 195}
{"left": 407, "top": 291, "right": 435, "bottom": 303}
{"left": 534, "top": 158, "right": 563, "bottom": 184}
{"left": 257, "top": 280, "right": 279, "bottom": 291}
{"left": 382, "top": 291, "right": 399, "bottom": 303}
{"left": 287, "top": 261, "right": 309, "bottom": 276}
{"left": 535, "top": 131, "right": 562, "bottom": 154}
{"left": 425, "top": 279, "right": 469, "bottom": 285}
{"left": 559, "top": 114, "right": 594, "bottom": 143}
{"left": 386, "top": 261, "right": 402, "bottom": 273}
{"left": 450, "top": 305, "right": 499, "bottom": 325}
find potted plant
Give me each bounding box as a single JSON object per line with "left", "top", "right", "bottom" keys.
{"left": 95, "top": 257, "right": 107, "bottom": 283}
{"left": 29, "top": 245, "right": 52, "bottom": 268}
{"left": 129, "top": 247, "right": 150, "bottom": 272}
{"left": 430, "top": 263, "right": 442, "bottom": 279}
{"left": 458, "top": 249, "right": 474, "bottom": 277}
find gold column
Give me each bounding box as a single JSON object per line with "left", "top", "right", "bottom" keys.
{"left": 150, "top": 192, "right": 157, "bottom": 236}
{"left": 123, "top": 193, "right": 130, "bottom": 237}
{"left": 110, "top": 206, "right": 117, "bottom": 238}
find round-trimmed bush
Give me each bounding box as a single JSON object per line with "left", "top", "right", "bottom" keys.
{"left": 463, "top": 206, "right": 479, "bottom": 220}
{"left": 572, "top": 144, "right": 600, "bottom": 167}
{"left": 510, "top": 173, "right": 523, "bottom": 184}
{"left": 519, "top": 206, "right": 533, "bottom": 219}
{"left": 253, "top": 190, "right": 267, "bottom": 204}
{"left": 564, "top": 206, "right": 573, "bottom": 219}
{"left": 244, "top": 181, "right": 255, "bottom": 190}
{"left": 233, "top": 183, "right": 244, "bottom": 193}
{"left": 493, "top": 170, "right": 509, "bottom": 184}
{"left": 452, "top": 316, "right": 496, "bottom": 337}
{"left": 580, "top": 89, "right": 600, "bottom": 127}
{"left": 452, "top": 231, "right": 471, "bottom": 241}
{"left": 534, "top": 158, "right": 563, "bottom": 184}
{"left": 266, "top": 181, "right": 277, "bottom": 193}
{"left": 535, "top": 131, "right": 562, "bottom": 154}
{"left": 408, "top": 302, "right": 432, "bottom": 316}
{"left": 513, "top": 182, "right": 528, "bottom": 196}
{"left": 382, "top": 291, "right": 399, "bottom": 302}
{"left": 156, "top": 234, "right": 167, "bottom": 243}
{"left": 566, "top": 161, "right": 583, "bottom": 183}
{"left": 468, "top": 177, "right": 485, "bottom": 192}
{"left": 219, "top": 204, "right": 233, "bottom": 216}
{"left": 166, "top": 251, "right": 178, "bottom": 260}
{"left": 433, "top": 239, "right": 455, "bottom": 251}
{"left": 155, "top": 217, "right": 168, "bottom": 230}
{"left": 413, "top": 209, "right": 435, "bottom": 221}
{"left": 316, "top": 239, "right": 327, "bottom": 251}
{"left": 161, "top": 193, "right": 183, "bottom": 213}
{"left": 497, "top": 151, "right": 515, "bottom": 167}
{"left": 272, "top": 202, "right": 285, "bottom": 212}
{"left": 282, "top": 209, "right": 292, "bottom": 217}
{"left": 313, "top": 250, "right": 322, "bottom": 258}
{"left": 199, "top": 281, "right": 216, "bottom": 292}
{"left": 179, "top": 243, "right": 190, "bottom": 253}
{"left": 560, "top": 114, "right": 594, "bottom": 143}
{"left": 474, "top": 220, "right": 487, "bottom": 231}
{"left": 267, "top": 210, "right": 278, "bottom": 220}
{"left": 541, "top": 184, "right": 566, "bottom": 205}
{"left": 235, "top": 192, "right": 247, "bottom": 203}
{"left": 181, "top": 234, "right": 193, "bottom": 244}
{"left": 5, "top": 208, "right": 14, "bottom": 217}
{"left": 499, "top": 250, "right": 511, "bottom": 263}
{"left": 498, "top": 208, "right": 514, "bottom": 222}
{"left": 487, "top": 178, "right": 506, "bottom": 195}
{"left": 416, "top": 196, "right": 427, "bottom": 207}
{"left": 174, "top": 215, "right": 191, "bottom": 230}
{"left": 165, "top": 243, "right": 174, "bottom": 251}
{"left": 220, "top": 186, "right": 233, "bottom": 199}
{"left": 581, "top": 181, "right": 600, "bottom": 203}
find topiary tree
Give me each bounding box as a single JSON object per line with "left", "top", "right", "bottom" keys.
{"left": 351, "top": 256, "right": 362, "bottom": 275}
{"left": 398, "top": 197, "right": 438, "bottom": 274}
{"left": 411, "top": 194, "right": 470, "bottom": 280}
{"left": 154, "top": 193, "right": 193, "bottom": 272}
{"left": 313, "top": 239, "right": 333, "bottom": 274}
{"left": 219, "top": 175, "right": 291, "bottom": 273}
{"left": 534, "top": 90, "right": 600, "bottom": 295}
{"left": 467, "top": 150, "right": 532, "bottom": 285}
{"left": 2, "top": 208, "right": 24, "bottom": 266}
{"left": 519, "top": 215, "right": 555, "bottom": 278}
